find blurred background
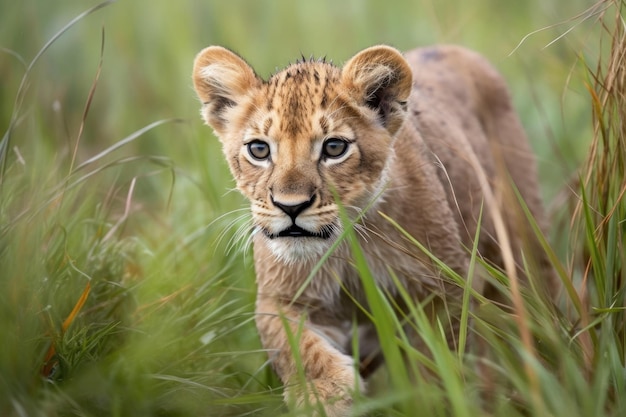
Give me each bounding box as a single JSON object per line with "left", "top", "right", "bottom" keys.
{"left": 0, "top": 0, "right": 603, "bottom": 416}
{"left": 1, "top": 0, "right": 593, "bottom": 197}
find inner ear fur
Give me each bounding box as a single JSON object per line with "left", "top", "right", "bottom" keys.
{"left": 341, "top": 45, "right": 413, "bottom": 134}
{"left": 192, "top": 46, "right": 261, "bottom": 132}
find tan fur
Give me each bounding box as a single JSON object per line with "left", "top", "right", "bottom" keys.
{"left": 193, "top": 44, "right": 557, "bottom": 416}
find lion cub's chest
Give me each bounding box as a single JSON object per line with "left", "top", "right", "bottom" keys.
{"left": 264, "top": 229, "right": 438, "bottom": 325}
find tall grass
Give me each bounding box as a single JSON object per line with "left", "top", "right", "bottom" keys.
{"left": 0, "top": 0, "right": 624, "bottom": 416}
{"left": 575, "top": 0, "right": 626, "bottom": 402}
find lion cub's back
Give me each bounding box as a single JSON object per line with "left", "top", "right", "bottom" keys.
{"left": 403, "top": 45, "right": 556, "bottom": 294}
{"left": 404, "top": 45, "right": 529, "bottom": 172}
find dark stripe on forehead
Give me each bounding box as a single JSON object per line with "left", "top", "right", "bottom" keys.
{"left": 263, "top": 117, "right": 273, "bottom": 136}
{"left": 265, "top": 61, "right": 341, "bottom": 136}
{"left": 319, "top": 115, "right": 329, "bottom": 135}
{"left": 279, "top": 68, "right": 312, "bottom": 136}
{"left": 285, "top": 89, "right": 304, "bottom": 136}
{"left": 266, "top": 80, "right": 276, "bottom": 111}
{"left": 320, "top": 89, "right": 329, "bottom": 109}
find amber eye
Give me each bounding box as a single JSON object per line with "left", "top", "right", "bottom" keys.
{"left": 322, "top": 138, "right": 349, "bottom": 159}
{"left": 247, "top": 140, "right": 270, "bottom": 161}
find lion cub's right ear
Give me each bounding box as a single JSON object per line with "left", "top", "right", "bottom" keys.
{"left": 192, "top": 46, "right": 261, "bottom": 133}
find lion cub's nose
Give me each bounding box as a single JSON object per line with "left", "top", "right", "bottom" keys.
{"left": 272, "top": 195, "right": 316, "bottom": 222}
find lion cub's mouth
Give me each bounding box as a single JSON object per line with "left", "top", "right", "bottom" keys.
{"left": 265, "top": 224, "right": 333, "bottom": 240}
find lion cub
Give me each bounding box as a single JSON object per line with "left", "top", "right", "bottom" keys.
{"left": 193, "top": 44, "right": 555, "bottom": 416}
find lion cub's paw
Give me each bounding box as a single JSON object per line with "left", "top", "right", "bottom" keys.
{"left": 286, "top": 362, "right": 363, "bottom": 417}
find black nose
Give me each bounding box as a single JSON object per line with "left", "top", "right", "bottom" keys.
{"left": 272, "top": 195, "right": 316, "bottom": 221}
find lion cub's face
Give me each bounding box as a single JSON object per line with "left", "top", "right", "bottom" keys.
{"left": 193, "top": 46, "right": 412, "bottom": 263}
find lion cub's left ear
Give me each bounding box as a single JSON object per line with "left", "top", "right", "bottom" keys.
{"left": 342, "top": 46, "right": 412, "bottom": 135}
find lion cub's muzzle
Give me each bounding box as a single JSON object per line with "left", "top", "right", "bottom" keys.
{"left": 265, "top": 194, "right": 334, "bottom": 239}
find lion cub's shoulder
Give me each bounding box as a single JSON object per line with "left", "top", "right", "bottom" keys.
{"left": 404, "top": 45, "right": 517, "bottom": 126}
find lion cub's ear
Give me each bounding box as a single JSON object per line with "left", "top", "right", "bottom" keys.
{"left": 342, "top": 46, "right": 412, "bottom": 135}
{"left": 192, "top": 46, "right": 261, "bottom": 133}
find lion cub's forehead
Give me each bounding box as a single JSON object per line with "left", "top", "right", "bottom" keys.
{"left": 248, "top": 61, "right": 349, "bottom": 139}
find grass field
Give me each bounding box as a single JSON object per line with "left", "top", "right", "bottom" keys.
{"left": 1, "top": 0, "right": 624, "bottom": 416}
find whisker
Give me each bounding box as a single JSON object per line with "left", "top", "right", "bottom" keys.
{"left": 181, "top": 207, "right": 249, "bottom": 246}
{"left": 213, "top": 212, "right": 251, "bottom": 243}
{"left": 225, "top": 217, "right": 255, "bottom": 255}
{"left": 352, "top": 222, "right": 370, "bottom": 243}
{"left": 219, "top": 213, "right": 253, "bottom": 253}
{"left": 222, "top": 187, "right": 241, "bottom": 196}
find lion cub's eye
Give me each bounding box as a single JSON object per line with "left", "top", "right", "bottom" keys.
{"left": 322, "top": 138, "right": 349, "bottom": 159}
{"left": 247, "top": 140, "right": 270, "bottom": 161}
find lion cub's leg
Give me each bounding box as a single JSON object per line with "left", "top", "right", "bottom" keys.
{"left": 255, "top": 295, "right": 363, "bottom": 416}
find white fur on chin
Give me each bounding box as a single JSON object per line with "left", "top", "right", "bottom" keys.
{"left": 264, "top": 234, "right": 338, "bottom": 265}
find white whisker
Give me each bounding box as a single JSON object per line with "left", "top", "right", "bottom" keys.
{"left": 226, "top": 221, "right": 255, "bottom": 257}
{"left": 222, "top": 187, "right": 241, "bottom": 197}
{"left": 352, "top": 222, "right": 370, "bottom": 243}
